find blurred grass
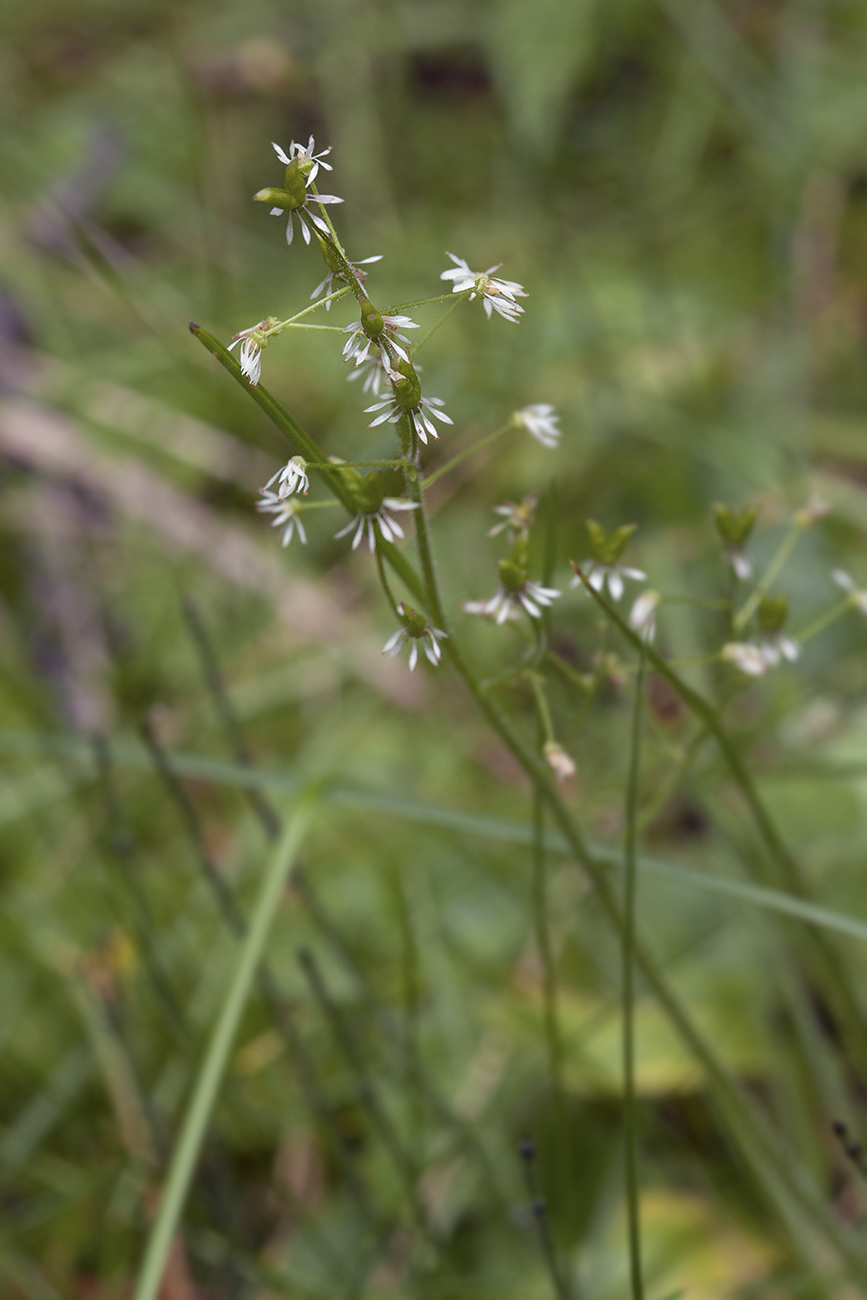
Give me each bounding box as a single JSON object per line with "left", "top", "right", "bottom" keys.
{"left": 3, "top": 1, "right": 867, "bottom": 1297}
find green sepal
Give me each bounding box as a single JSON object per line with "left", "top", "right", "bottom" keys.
{"left": 392, "top": 357, "right": 422, "bottom": 412}
{"left": 359, "top": 299, "right": 385, "bottom": 340}
{"left": 585, "top": 519, "right": 636, "bottom": 564}
{"left": 714, "top": 503, "right": 758, "bottom": 546}
{"left": 757, "top": 594, "right": 790, "bottom": 633}
{"left": 498, "top": 557, "right": 528, "bottom": 592}
{"left": 398, "top": 605, "right": 427, "bottom": 638}
{"left": 352, "top": 467, "right": 405, "bottom": 514}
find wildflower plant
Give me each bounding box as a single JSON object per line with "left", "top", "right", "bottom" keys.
{"left": 181, "top": 133, "right": 867, "bottom": 1300}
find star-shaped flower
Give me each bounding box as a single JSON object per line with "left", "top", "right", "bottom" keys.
{"left": 467, "top": 578, "right": 561, "bottom": 625}
{"left": 228, "top": 321, "right": 270, "bottom": 386}
{"left": 513, "top": 404, "right": 560, "bottom": 448}
{"left": 256, "top": 491, "right": 308, "bottom": 547}
{"left": 334, "top": 499, "right": 419, "bottom": 553}
{"left": 382, "top": 603, "right": 447, "bottom": 670}
{"left": 311, "top": 255, "right": 382, "bottom": 310}
{"left": 440, "top": 253, "right": 528, "bottom": 323}
{"left": 343, "top": 314, "right": 417, "bottom": 368}
{"left": 365, "top": 391, "right": 453, "bottom": 446}
{"left": 272, "top": 137, "right": 333, "bottom": 182}
{"left": 264, "top": 456, "right": 308, "bottom": 499}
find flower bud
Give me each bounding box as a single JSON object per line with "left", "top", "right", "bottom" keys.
{"left": 585, "top": 520, "right": 637, "bottom": 565}
{"left": 757, "top": 594, "right": 790, "bottom": 633}
{"left": 391, "top": 357, "right": 423, "bottom": 412}
{"left": 398, "top": 604, "right": 428, "bottom": 638}
{"left": 544, "top": 742, "right": 576, "bottom": 783}
{"left": 714, "top": 503, "right": 758, "bottom": 546}
{"left": 359, "top": 299, "right": 385, "bottom": 340}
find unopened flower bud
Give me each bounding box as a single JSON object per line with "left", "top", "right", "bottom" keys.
{"left": 757, "top": 594, "right": 790, "bottom": 633}
{"left": 585, "top": 520, "right": 637, "bottom": 565}
{"left": 544, "top": 742, "right": 576, "bottom": 783}
{"left": 714, "top": 503, "right": 758, "bottom": 546}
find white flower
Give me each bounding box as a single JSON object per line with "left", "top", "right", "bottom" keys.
{"left": 228, "top": 322, "right": 267, "bottom": 386}
{"left": 264, "top": 456, "right": 308, "bottom": 499}
{"left": 382, "top": 603, "right": 447, "bottom": 671}
{"left": 758, "top": 634, "right": 800, "bottom": 667}
{"left": 256, "top": 490, "right": 307, "bottom": 547}
{"left": 270, "top": 192, "right": 344, "bottom": 246}
{"left": 440, "top": 253, "right": 528, "bottom": 323}
{"left": 347, "top": 350, "right": 388, "bottom": 397}
{"left": 467, "top": 580, "right": 561, "bottom": 625}
{"left": 334, "top": 499, "right": 419, "bottom": 553}
{"left": 461, "top": 599, "right": 521, "bottom": 622}
{"left": 572, "top": 561, "right": 646, "bottom": 602}
{"left": 365, "top": 392, "right": 453, "bottom": 446}
{"left": 832, "top": 570, "right": 867, "bottom": 615}
{"left": 725, "top": 545, "right": 753, "bottom": 582}
{"left": 721, "top": 642, "right": 767, "bottom": 677}
{"left": 514, "top": 404, "right": 560, "bottom": 449}
{"left": 543, "top": 742, "right": 576, "bottom": 783}
{"left": 272, "top": 137, "right": 333, "bottom": 184}
{"left": 629, "top": 590, "right": 659, "bottom": 643}
{"left": 343, "top": 315, "right": 418, "bottom": 368}
{"left": 311, "top": 255, "right": 382, "bottom": 310}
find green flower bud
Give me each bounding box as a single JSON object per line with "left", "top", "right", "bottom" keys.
{"left": 757, "top": 594, "right": 790, "bottom": 633}
{"left": 254, "top": 163, "right": 308, "bottom": 211}
{"left": 585, "top": 520, "right": 636, "bottom": 565}
{"left": 714, "top": 503, "right": 758, "bottom": 546}
{"left": 391, "top": 357, "right": 423, "bottom": 412}
{"left": 353, "top": 467, "right": 405, "bottom": 514}
{"left": 398, "top": 605, "right": 428, "bottom": 638}
{"left": 498, "top": 557, "right": 528, "bottom": 592}
{"left": 359, "top": 299, "right": 385, "bottom": 340}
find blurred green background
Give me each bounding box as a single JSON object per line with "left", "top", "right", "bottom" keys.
{"left": 3, "top": 1, "right": 867, "bottom": 1297}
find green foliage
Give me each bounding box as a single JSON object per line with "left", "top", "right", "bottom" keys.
{"left": 3, "top": 2, "right": 867, "bottom": 1299}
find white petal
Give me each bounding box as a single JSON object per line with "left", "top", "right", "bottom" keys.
{"left": 272, "top": 142, "right": 292, "bottom": 165}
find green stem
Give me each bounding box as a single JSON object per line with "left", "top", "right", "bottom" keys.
{"left": 623, "top": 656, "right": 646, "bottom": 1300}
{"left": 532, "top": 787, "right": 564, "bottom": 1101}
{"left": 132, "top": 799, "right": 314, "bottom": 1300}
{"left": 795, "top": 599, "right": 849, "bottom": 645}
{"left": 420, "top": 424, "right": 512, "bottom": 490}
{"left": 734, "top": 521, "right": 802, "bottom": 632}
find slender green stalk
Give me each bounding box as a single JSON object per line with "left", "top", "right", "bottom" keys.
{"left": 623, "top": 657, "right": 646, "bottom": 1300}
{"left": 733, "top": 520, "right": 801, "bottom": 632}
{"left": 532, "top": 787, "right": 563, "bottom": 1100}
{"left": 132, "top": 799, "right": 314, "bottom": 1300}
{"left": 420, "top": 423, "right": 512, "bottom": 490}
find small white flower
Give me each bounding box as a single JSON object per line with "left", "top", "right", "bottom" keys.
{"left": 725, "top": 546, "right": 753, "bottom": 582}
{"left": 440, "top": 253, "right": 528, "bottom": 323}
{"left": 468, "top": 580, "right": 561, "bottom": 625}
{"left": 334, "top": 499, "right": 419, "bottom": 553}
{"left": 832, "top": 570, "right": 867, "bottom": 615}
{"left": 343, "top": 314, "right": 418, "bottom": 368}
{"left": 347, "top": 350, "right": 389, "bottom": 397}
{"left": 572, "top": 561, "right": 646, "bottom": 602}
{"left": 256, "top": 490, "right": 308, "bottom": 547}
{"left": 758, "top": 635, "right": 800, "bottom": 667}
{"left": 311, "top": 255, "right": 382, "bottom": 310}
{"left": 382, "top": 603, "right": 447, "bottom": 671}
{"left": 721, "top": 642, "right": 767, "bottom": 677}
{"left": 228, "top": 322, "right": 268, "bottom": 387}
{"left": 365, "top": 392, "right": 453, "bottom": 446}
{"left": 629, "top": 590, "right": 659, "bottom": 643}
{"left": 264, "top": 456, "right": 308, "bottom": 499}
{"left": 461, "top": 599, "right": 521, "bottom": 622}
{"left": 514, "top": 404, "right": 560, "bottom": 449}
{"left": 272, "top": 137, "right": 333, "bottom": 184}
{"left": 543, "top": 742, "right": 576, "bottom": 783}
{"left": 270, "top": 192, "right": 344, "bottom": 247}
